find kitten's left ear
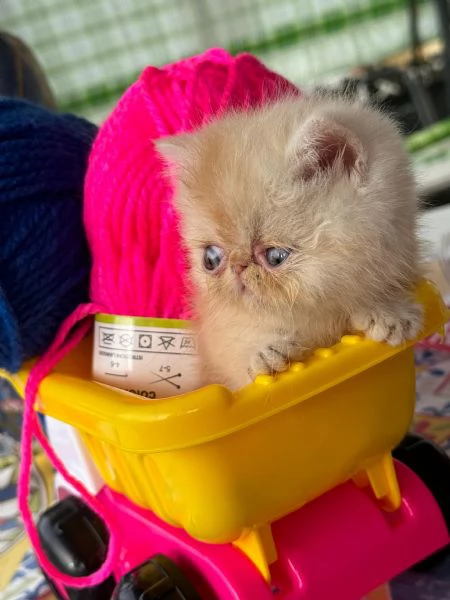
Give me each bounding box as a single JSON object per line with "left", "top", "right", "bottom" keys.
{"left": 288, "top": 117, "right": 367, "bottom": 184}
{"left": 154, "top": 133, "right": 195, "bottom": 169}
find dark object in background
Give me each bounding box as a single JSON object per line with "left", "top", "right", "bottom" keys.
{"left": 434, "top": 0, "right": 450, "bottom": 118}
{"left": 0, "top": 30, "right": 56, "bottom": 108}
{"left": 332, "top": 0, "right": 449, "bottom": 136}
{"left": 317, "top": 54, "right": 450, "bottom": 209}
{"left": 331, "top": 56, "right": 446, "bottom": 137}
{"left": 315, "top": 0, "right": 450, "bottom": 209}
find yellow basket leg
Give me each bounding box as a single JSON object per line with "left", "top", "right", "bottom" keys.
{"left": 233, "top": 524, "right": 277, "bottom": 582}
{"left": 363, "top": 452, "right": 401, "bottom": 512}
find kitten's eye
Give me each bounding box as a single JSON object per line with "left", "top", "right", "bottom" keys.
{"left": 203, "top": 245, "right": 224, "bottom": 272}
{"left": 265, "top": 247, "right": 290, "bottom": 267}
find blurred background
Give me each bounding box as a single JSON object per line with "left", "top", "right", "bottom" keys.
{"left": 3, "top": 0, "right": 450, "bottom": 207}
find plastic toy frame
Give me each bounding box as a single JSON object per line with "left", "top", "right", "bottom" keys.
{"left": 3, "top": 280, "right": 450, "bottom": 600}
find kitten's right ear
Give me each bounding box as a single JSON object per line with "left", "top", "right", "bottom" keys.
{"left": 288, "top": 117, "right": 367, "bottom": 185}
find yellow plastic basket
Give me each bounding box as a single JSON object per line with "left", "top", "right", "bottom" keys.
{"left": 5, "top": 280, "right": 448, "bottom": 579}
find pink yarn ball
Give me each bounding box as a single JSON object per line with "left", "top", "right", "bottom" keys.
{"left": 84, "top": 48, "right": 298, "bottom": 319}
{"left": 19, "top": 50, "right": 301, "bottom": 590}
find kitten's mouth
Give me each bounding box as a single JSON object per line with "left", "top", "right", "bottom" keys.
{"left": 236, "top": 279, "right": 246, "bottom": 293}
{"left": 235, "top": 280, "right": 256, "bottom": 301}
{"left": 232, "top": 272, "right": 259, "bottom": 302}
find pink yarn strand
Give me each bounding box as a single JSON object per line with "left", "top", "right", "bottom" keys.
{"left": 18, "top": 304, "right": 120, "bottom": 588}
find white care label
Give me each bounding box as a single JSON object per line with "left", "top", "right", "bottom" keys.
{"left": 93, "top": 314, "right": 201, "bottom": 399}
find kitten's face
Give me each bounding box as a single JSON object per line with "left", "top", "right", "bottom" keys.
{"left": 156, "top": 97, "right": 417, "bottom": 316}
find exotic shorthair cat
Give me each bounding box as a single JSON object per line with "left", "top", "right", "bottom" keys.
{"left": 156, "top": 94, "right": 423, "bottom": 390}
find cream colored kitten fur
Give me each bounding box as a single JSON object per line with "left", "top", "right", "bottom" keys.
{"left": 156, "top": 95, "right": 423, "bottom": 390}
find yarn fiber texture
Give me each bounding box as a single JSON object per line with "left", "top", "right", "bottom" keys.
{"left": 85, "top": 48, "right": 299, "bottom": 320}
{"left": 0, "top": 99, "right": 97, "bottom": 372}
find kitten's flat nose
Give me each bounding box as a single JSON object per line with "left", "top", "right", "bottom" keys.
{"left": 233, "top": 263, "right": 248, "bottom": 276}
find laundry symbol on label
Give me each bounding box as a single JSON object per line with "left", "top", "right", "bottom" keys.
{"left": 180, "top": 336, "right": 196, "bottom": 351}
{"left": 102, "top": 332, "right": 115, "bottom": 345}
{"left": 158, "top": 335, "right": 176, "bottom": 351}
{"left": 119, "top": 333, "right": 133, "bottom": 348}
{"left": 138, "top": 334, "right": 152, "bottom": 349}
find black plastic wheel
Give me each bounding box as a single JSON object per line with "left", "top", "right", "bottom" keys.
{"left": 37, "top": 496, "right": 116, "bottom": 599}
{"left": 393, "top": 433, "right": 450, "bottom": 530}
{"left": 113, "top": 554, "right": 201, "bottom": 600}
{"left": 393, "top": 433, "right": 450, "bottom": 571}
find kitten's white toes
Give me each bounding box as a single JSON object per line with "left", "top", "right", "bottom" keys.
{"left": 352, "top": 303, "right": 423, "bottom": 346}
{"left": 248, "top": 344, "right": 291, "bottom": 379}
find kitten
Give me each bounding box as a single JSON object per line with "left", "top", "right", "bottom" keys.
{"left": 156, "top": 95, "right": 423, "bottom": 391}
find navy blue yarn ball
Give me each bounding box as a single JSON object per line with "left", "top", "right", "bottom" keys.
{"left": 0, "top": 99, "right": 97, "bottom": 372}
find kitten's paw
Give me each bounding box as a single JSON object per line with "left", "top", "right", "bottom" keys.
{"left": 351, "top": 302, "right": 423, "bottom": 346}
{"left": 248, "top": 344, "right": 292, "bottom": 380}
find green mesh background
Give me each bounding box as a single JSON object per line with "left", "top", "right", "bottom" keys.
{"left": 1, "top": 0, "right": 440, "bottom": 123}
